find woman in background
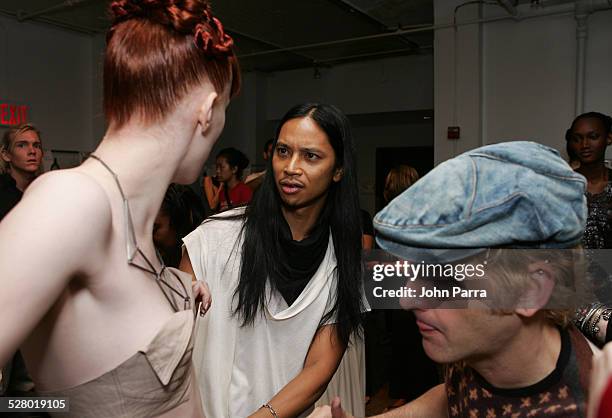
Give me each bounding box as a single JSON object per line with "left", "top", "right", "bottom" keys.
{"left": 566, "top": 112, "right": 612, "bottom": 346}
{"left": 566, "top": 112, "right": 612, "bottom": 249}
{"left": 204, "top": 146, "right": 253, "bottom": 212}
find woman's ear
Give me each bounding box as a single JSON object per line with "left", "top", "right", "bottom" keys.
{"left": 333, "top": 167, "right": 344, "bottom": 182}
{"left": 198, "top": 91, "right": 219, "bottom": 135}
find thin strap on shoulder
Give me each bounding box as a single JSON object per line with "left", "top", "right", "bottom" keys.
{"left": 89, "top": 154, "right": 190, "bottom": 312}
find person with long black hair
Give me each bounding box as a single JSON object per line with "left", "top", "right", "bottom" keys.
{"left": 181, "top": 103, "right": 365, "bottom": 418}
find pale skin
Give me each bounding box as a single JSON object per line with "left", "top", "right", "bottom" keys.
{"left": 181, "top": 116, "right": 347, "bottom": 418}
{"left": 0, "top": 80, "right": 228, "bottom": 412}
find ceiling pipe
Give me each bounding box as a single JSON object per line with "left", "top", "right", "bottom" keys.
{"left": 496, "top": 0, "right": 519, "bottom": 16}
{"left": 17, "top": 0, "right": 93, "bottom": 22}
{"left": 239, "top": 6, "right": 577, "bottom": 59}
{"left": 0, "top": 8, "right": 101, "bottom": 34}
{"left": 226, "top": 26, "right": 317, "bottom": 63}
{"left": 330, "top": 0, "right": 420, "bottom": 49}
{"left": 575, "top": 0, "right": 588, "bottom": 115}
{"left": 315, "top": 45, "right": 433, "bottom": 65}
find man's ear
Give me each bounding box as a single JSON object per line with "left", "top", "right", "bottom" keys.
{"left": 198, "top": 91, "right": 219, "bottom": 135}
{"left": 515, "top": 262, "right": 556, "bottom": 318}
{"left": 1, "top": 148, "right": 11, "bottom": 163}
{"left": 606, "top": 131, "right": 612, "bottom": 146}
{"left": 332, "top": 167, "right": 344, "bottom": 182}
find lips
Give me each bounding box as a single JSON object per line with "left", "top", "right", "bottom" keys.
{"left": 279, "top": 179, "right": 304, "bottom": 195}
{"left": 414, "top": 316, "right": 440, "bottom": 335}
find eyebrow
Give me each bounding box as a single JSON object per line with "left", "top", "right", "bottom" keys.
{"left": 14, "top": 139, "right": 41, "bottom": 144}
{"left": 276, "top": 141, "right": 325, "bottom": 154}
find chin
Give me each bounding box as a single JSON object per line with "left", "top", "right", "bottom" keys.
{"left": 422, "top": 340, "right": 455, "bottom": 364}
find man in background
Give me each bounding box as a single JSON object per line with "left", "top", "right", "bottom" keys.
{"left": 0, "top": 123, "right": 43, "bottom": 219}
{"left": 245, "top": 138, "right": 274, "bottom": 191}
{"left": 0, "top": 123, "right": 43, "bottom": 397}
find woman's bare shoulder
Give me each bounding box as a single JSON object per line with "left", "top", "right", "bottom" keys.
{"left": 5, "top": 169, "right": 114, "bottom": 256}
{"left": 24, "top": 169, "right": 112, "bottom": 220}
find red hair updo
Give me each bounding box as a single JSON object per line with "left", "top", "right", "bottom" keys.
{"left": 104, "top": 0, "right": 240, "bottom": 128}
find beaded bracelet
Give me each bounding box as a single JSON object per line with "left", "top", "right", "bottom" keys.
{"left": 590, "top": 307, "right": 606, "bottom": 340}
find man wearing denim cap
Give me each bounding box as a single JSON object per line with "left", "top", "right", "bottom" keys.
{"left": 310, "top": 141, "right": 602, "bottom": 418}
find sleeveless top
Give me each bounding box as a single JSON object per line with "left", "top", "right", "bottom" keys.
{"left": 37, "top": 156, "right": 202, "bottom": 417}
{"left": 38, "top": 269, "right": 200, "bottom": 418}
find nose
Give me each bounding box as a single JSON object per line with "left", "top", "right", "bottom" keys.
{"left": 283, "top": 154, "right": 303, "bottom": 176}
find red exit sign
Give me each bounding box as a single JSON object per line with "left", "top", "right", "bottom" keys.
{"left": 0, "top": 103, "right": 29, "bottom": 127}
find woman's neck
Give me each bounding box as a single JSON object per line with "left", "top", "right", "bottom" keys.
{"left": 577, "top": 161, "right": 608, "bottom": 183}
{"left": 83, "top": 120, "right": 193, "bottom": 244}
{"left": 226, "top": 177, "right": 240, "bottom": 189}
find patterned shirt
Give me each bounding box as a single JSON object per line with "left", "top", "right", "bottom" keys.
{"left": 445, "top": 327, "right": 592, "bottom": 418}
{"left": 582, "top": 171, "right": 612, "bottom": 249}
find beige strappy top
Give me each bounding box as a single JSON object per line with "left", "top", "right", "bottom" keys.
{"left": 38, "top": 268, "right": 203, "bottom": 418}
{"left": 37, "top": 156, "right": 203, "bottom": 417}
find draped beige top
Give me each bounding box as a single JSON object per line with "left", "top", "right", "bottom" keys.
{"left": 38, "top": 268, "right": 204, "bottom": 418}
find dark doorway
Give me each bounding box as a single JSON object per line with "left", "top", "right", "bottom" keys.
{"left": 375, "top": 147, "right": 434, "bottom": 212}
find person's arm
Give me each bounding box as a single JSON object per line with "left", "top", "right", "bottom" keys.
{"left": 589, "top": 342, "right": 612, "bottom": 418}
{"left": 203, "top": 176, "right": 223, "bottom": 210}
{"left": 362, "top": 234, "right": 374, "bottom": 250}
{"left": 250, "top": 324, "right": 346, "bottom": 418}
{"left": 308, "top": 384, "right": 447, "bottom": 418}
{"left": 0, "top": 172, "right": 110, "bottom": 366}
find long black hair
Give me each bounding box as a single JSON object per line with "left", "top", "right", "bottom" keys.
{"left": 232, "top": 103, "right": 364, "bottom": 346}
{"left": 216, "top": 147, "right": 250, "bottom": 180}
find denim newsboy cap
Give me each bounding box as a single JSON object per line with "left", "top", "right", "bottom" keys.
{"left": 374, "top": 141, "right": 587, "bottom": 261}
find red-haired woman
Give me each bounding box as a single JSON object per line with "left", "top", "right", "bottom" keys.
{"left": 0, "top": 1, "right": 239, "bottom": 416}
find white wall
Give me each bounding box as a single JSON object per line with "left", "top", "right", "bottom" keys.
{"left": 434, "top": 2, "right": 612, "bottom": 163}
{"left": 0, "top": 16, "right": 95, "bottom": 153}
{"left": 250, "top": 55, "right": 435, "bottom": 212}
{"left": 265, "top": 54, "right": 434, "bottom": 120}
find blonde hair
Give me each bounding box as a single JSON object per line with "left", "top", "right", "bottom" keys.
{"left": 1, "top": 123, "right": 42, "bottom": 174}
{"left": 482, "top": 248, "right": 590, "bottom": 327}
{"left": 383, "top": 165, "right": 420, "bottom": 203}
